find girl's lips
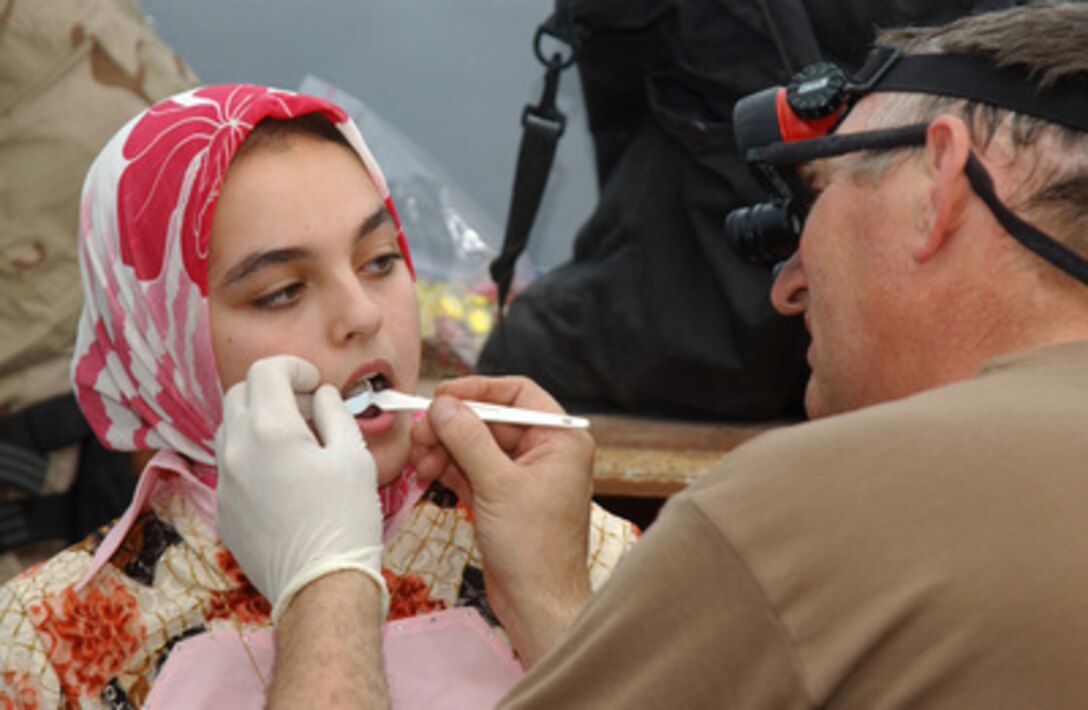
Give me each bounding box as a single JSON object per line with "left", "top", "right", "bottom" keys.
{"left": 355, "top": 408, "right": 398, "bottom": 439}
{"left": 343, "top": 360, "right": 396, "bottom": 400}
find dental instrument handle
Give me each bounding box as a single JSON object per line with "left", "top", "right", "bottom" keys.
{"left": 346, "top": 389, "right": 589, "bottom": 429}
{"left": 460, "top": 398, "right": 590, "bottom": 429}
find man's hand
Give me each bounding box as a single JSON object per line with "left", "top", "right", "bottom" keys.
{"left": 409, "top": 375, "right": 595, "bottom": 666}
{"left": 215, "top": 355, "right": 388, "bottom": 623}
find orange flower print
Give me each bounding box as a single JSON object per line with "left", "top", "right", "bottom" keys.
{"left": 383, "top": 569, "right": 446, "bottom": 621}
{"left": 28, "top": 580, "right": 145, "bottom": 704}
{"left": 205, "top": 549, "right": 271, "bottom": 624}
{"left": 0, "top": 670, "right": 40, "bottom": 709}
{"left": 455, "top": 500, "right": 474, "bottom": 523}
{"left": 12, "top": 561, "right": 45, "bottom": 583}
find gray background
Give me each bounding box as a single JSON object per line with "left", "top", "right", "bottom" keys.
{"left": 141, "top": 0, "right": 596, "bottom": 271}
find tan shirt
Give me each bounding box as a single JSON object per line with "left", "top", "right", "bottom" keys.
{"left": 502, "top": 340, "right": 1088, "bottom": 708}
{"left": 0, "top": 0, "right": 197, "bottom": 578}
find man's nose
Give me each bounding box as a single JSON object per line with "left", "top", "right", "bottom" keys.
{"left": 769, "top": 252, "right": 806, "bottom": 316}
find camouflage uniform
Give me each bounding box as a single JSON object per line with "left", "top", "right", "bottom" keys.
{"left": 0, "top": 0, "right": 197, "bottom": 579}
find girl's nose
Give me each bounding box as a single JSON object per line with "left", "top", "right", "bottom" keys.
{"left": 330, "top": 277, "right": 383, "bottom": 344}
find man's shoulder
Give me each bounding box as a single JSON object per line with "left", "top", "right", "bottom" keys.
{"left": 685, "top": 340, "right": 1088, "bottom": 512}
{"left": 653, "top": 341, "right": 1088, "bottom": 706}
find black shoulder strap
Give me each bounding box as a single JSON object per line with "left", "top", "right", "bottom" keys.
{"left": 0, "top": 494, "right": 76, "bottom": 553}
{"left": 489, "top": 0, "right": 576, "bottom": 317}
{"left": 491, "top": 0, "right": 824, "bottom": 315}
{"left": 0, "top": 396, "right": 81, "bottom": 551}
{"left": 0, "top": 393, "right": 133, "bottom": 553}
{"left": 0, "top": 393, "right": 90, "bottom": 495}
{"left": 758, "top": 0, "right": 823, "bottom": 74}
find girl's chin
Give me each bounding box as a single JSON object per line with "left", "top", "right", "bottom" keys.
{"left": 350, "top": 408, "right": 412, "bottom": 486}
{"left": 377, "top": 460, "right": 410, "bottom": 487}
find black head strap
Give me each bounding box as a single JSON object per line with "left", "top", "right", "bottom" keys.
{"left": 963, "top": 154, "right": 1088, "bottom": 284}
{"left": 872, "top": 53, "right": 1088, "bottom": 133}
{"left": 749, "top": 124, "right": 928, "bottom": 166}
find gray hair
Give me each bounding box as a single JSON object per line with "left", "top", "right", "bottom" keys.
{"left": 848, "top": 2, "right": 1088, "bottom": 259}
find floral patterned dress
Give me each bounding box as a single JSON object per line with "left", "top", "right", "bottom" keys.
{"left": 0, "top": 458, "right": 639, "bottom": 708}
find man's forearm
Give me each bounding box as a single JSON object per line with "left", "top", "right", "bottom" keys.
{"left": 499, "top": 573, "right": 591, "bottom": 668}
{"left": 269, "top": 571, "right": 390, "bottom": 709}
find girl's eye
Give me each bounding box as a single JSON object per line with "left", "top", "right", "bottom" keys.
{"left": 361, "top": 252, "right": 403, "bottom": 276}
{"left": 252, "top": 282, "right": 304, "bottom": 309}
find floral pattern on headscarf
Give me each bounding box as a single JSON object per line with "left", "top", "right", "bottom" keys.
{"left": 71, "top": 84, "right": 412, "bottom": 469}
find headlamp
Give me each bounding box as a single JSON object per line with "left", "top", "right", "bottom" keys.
{"left": 725, "top": 48, "right": 905, "bottom": 268}
{"left": 725, "top": 46, "right": 1088, "bottom": 285}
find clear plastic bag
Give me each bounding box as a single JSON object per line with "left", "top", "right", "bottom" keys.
{"left": 298, "top": 76, "right": 536, "bottom": 377}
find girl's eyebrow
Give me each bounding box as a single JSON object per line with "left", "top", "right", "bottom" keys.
{"left": 219, "top": 206, "right": 394, "bottom": 288}
{"left": 358, "top": 205, "right": 393, "bottom": 241}
{"left": 220, "top": 246, "right": 310, "bottom": 288}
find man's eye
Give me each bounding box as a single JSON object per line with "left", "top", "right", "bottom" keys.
{"left": 361, "top": 252, "right": 403, "bottom": 276}
{"left": 798, "top": 173, "right": 822, "bottom": 196}
{"left": 252, "top": 283, "right": 304, "bottom": 309}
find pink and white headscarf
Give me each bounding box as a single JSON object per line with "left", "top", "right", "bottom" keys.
{"left": 71, "top": 84, "right": 413, "bottom": 476}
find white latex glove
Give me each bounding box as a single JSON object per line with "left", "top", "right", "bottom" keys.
{"left": 215, "top": 355, "right": 388, "bottom": 623}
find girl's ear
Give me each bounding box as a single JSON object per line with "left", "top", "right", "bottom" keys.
{"left": 914, "top": 115, "right": 973, "bottom": 263}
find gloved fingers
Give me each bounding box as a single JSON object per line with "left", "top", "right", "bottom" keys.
{"left": 220, "top": 381, "right": 249, "bottom": 434}
{"left": 217, "top": 382, "right": 253, "bottom": 484}
{"left": 312, "top": 384, "right": 366, "bottom": 450}
{"left": 246, "top": 355, "right": 322, "bottom": 413}
{"left": 296, "top": 392, "right": 315, "bottom": 422}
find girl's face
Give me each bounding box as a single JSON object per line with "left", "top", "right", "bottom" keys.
{"left": 207, "top": 134, "right": 421, "bottom": 484}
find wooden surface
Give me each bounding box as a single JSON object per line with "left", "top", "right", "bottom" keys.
{"left": 587, "top": 413, "right": 786, "bottom": 498}
{"left": 417, "top": 378, "right": 793, "bottom": 499}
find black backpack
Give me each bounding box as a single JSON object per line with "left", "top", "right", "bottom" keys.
{"left": 480, "top": 0, "right": 1021, "bottom": 420}
{"left": 0, "top": 394, "right": 135, "bottom": 554}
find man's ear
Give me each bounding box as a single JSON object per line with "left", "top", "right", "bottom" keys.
{"left": 914, "top": 115, "right": 972, "bottom": 263}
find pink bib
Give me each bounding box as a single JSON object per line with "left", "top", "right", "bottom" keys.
{"left": 146, "top": 607, "right": 524, "bottom": 708}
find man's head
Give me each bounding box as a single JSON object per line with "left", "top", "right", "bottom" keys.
{"left": 750, "top": 2, "right": 1088, "bottom": 418}
{"left": 853, "top": 2, "right": 1088, "bottom": 271}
